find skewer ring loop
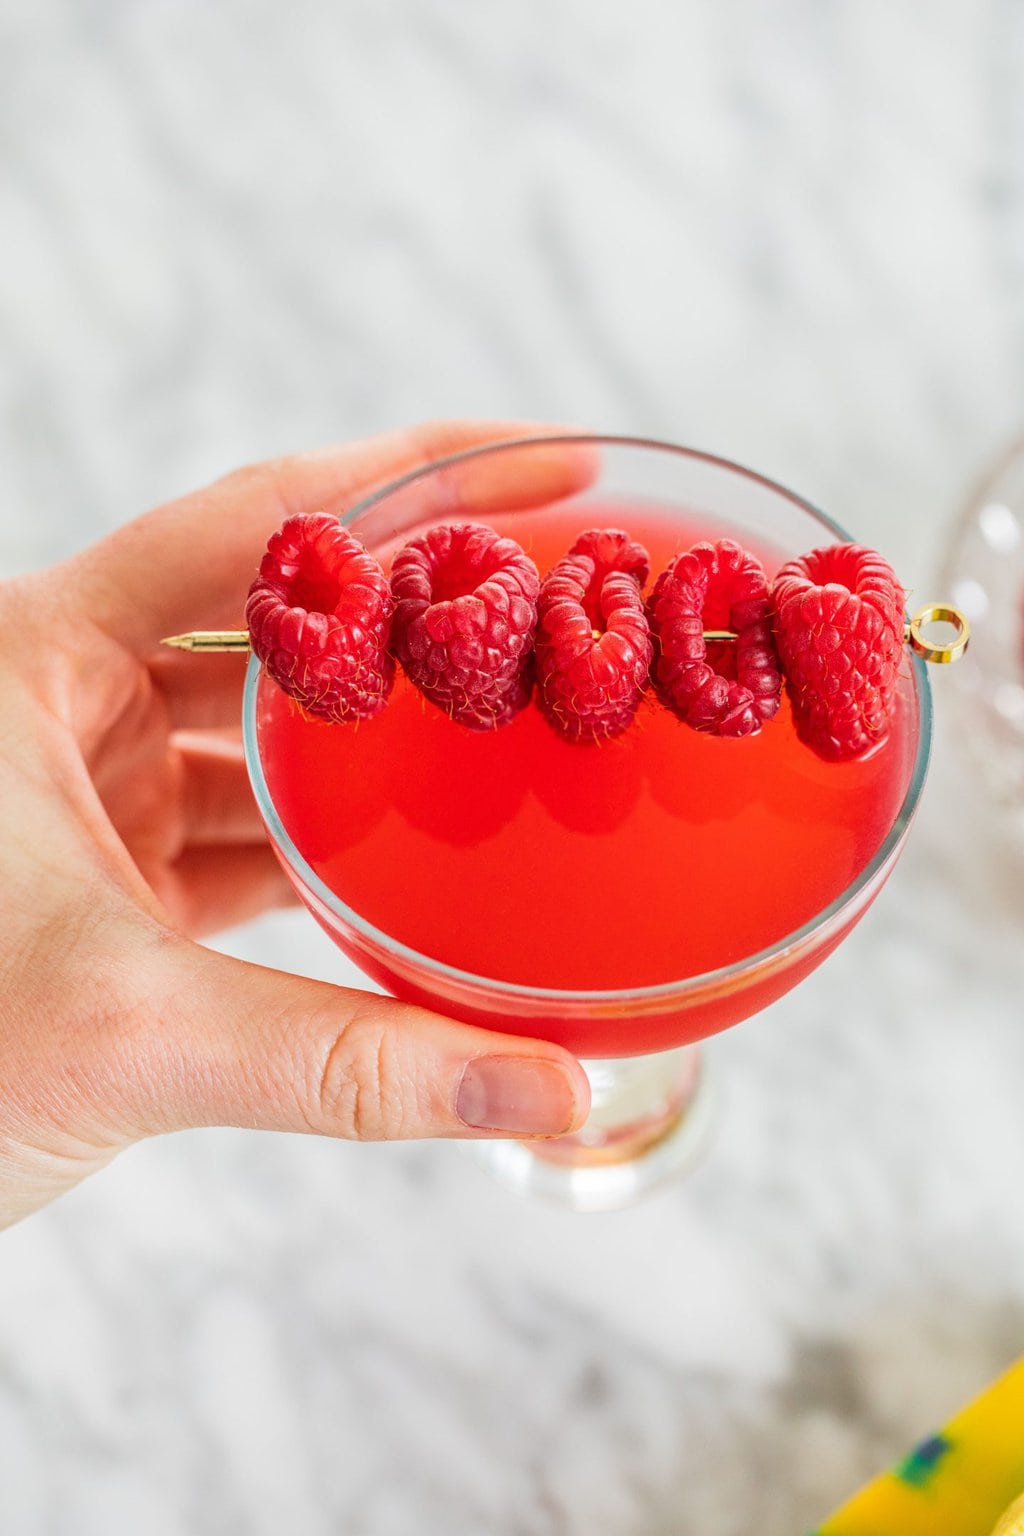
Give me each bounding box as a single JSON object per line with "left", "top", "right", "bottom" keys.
{"left": 906, "top": 605, "right": 970, "bottom": 665}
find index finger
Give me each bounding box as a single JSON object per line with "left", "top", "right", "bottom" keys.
{"left": 64, "top": 421, "right": 598, "bottom": 654}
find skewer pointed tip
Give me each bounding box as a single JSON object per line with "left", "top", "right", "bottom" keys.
{"left": 159, "top": 631, "right": 252, "bottom": 653}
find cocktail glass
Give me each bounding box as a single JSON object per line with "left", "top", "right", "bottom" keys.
{"left": 939, "top": 438, "right": 1024, "bottom": 842}
{"left": 242, "top": 436, "right": 932, "bottom": 1212}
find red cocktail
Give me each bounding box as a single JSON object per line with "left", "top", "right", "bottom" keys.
{"left": 243, "top": 438, "right": 931, "bottom": 1208}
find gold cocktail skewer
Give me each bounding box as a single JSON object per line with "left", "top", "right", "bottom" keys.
{"left": 162, "top": 605, "right": 971, "bottom": 666}
{"left": 162, "top": 631, "right": 254, "bottom": 652}
{"left": 159, "top": 629, "right": 753, "bottom": 653}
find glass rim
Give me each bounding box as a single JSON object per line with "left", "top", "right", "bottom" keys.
{"left": 242, "top": 433, "right": 933, "bottom": 1006}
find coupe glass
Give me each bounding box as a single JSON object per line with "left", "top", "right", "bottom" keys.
{"left": 939, "top": 438, "right": 1024, "bottom": 841}
{"left": 242, "top": 436, "right": 932, "bottom": 1211}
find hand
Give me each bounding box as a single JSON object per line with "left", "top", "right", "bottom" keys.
{"left": 0, "top": 422, "right": 591, "bottom": 1230}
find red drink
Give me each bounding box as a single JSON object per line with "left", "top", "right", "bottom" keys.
{"left": 254, "top": 501, "right": 920, "bottom": 1057}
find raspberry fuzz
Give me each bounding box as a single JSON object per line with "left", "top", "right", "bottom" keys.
{"left": 389, "top": 523, "right": 540, "bottom": 729}
{"left": 246, "top": 512, "right": 394, "bottom": 723}
{"left": 535, "top": 528, "right": 652, "bottom": 742}
{"left": 771, "top": 544, "right": 905, "bottom": 761}
{"left": 648, "top": 539, "right": 782, "bottom": 737}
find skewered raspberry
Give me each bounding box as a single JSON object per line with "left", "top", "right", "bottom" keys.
{"left": 389, "top": 523, "right": 540, "bottom": 729}
{"left": 246, "top": 512, "right": 394, "bottom": 723}
{"left": 772, "top": 543, "right": 905, "bottom": 761}
{"left": 648, "top": 539, "right": 782, "bottom": 737}
{"left": 535, "top": 528, "right": 652, "bottom": 742}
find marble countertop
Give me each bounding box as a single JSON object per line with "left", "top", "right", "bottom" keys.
{"left": 3, "top": 4, "right": 1024, "bottom": 1532}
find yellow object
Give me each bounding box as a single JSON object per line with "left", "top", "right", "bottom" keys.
{"left": 991, "top": 1492, "right": 1024, "bottom": 1536}
{"left": 905, "top": 603, "right": 971, "bottom": 664}
{"left": 814, "top": 1357, "right": 1024, "bottom": 1536}
{"left": 161, "top": 631, "right": 252, "bottom": 652}
{"left": 160, "top": 609, "right": 973, "bottom": 664}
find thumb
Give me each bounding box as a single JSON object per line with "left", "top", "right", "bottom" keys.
{"left": 111, "top": 934, "right": 591, "bottom": 1143}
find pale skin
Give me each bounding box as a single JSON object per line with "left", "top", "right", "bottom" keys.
{"left": 0, "top": 421, "right": 592, "bottom": 1231}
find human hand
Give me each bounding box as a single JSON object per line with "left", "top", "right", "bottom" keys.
{"left": 0, "top": 422, "right": 591, "bottom": 1229}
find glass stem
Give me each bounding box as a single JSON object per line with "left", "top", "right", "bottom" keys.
{"left": 533, "top": 1044, "right": 703, "bottom": 1166}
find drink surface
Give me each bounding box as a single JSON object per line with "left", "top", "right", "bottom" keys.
{"left": 256, "top": 502, "right": 918, "bottom": 995}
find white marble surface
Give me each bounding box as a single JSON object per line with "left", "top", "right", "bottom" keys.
{"left": 3, "top": 3, "right": 1024, "bottom": 1532}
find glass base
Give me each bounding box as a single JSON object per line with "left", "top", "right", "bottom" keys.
{"left": 470, "top": 1044, "right": 713, "bottom": 1212}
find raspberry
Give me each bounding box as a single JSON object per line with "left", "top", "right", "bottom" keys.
{"left": 389, "top": 523, "right": 540, "bottom": 729}
{"left": 245, "top": 512, "right": 394, "bottom": 723}
{"left": 648, "top": 539, "right": 782, "bottom": 737}
{"left": 535, "top": 528, "right": 652, "bottom": 742}
{"left": 771, "top": 543, "right": 905, "bottom": 761}
{"left": 563, "top": 527, "right": 650, "bottom": 585}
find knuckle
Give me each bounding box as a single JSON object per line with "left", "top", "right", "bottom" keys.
{"left": 314, "top": 1003, "right": 412, "bottom": 1141}
{"left": 218, "top": 460, "right": 289, "bottom": 516}
{"left": 409, "top": 419, "right": 471, "bottom": 462}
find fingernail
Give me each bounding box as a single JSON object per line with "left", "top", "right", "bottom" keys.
{"left": 456, "top": 1056, "right": 580, "bottom": 1136}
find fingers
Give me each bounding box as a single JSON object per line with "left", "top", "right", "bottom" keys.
{"left": 150, "top": 650, "right": 249, "bottom": 730}
{"left": 66, "top": 422, "right": 596, "bottom": 654}
{"left": 174, "top": 732, "right": 263, "bottom": 845}
{"left": 106, "top": 933, "right": 591, "bottom": 1143}
{"left": 93, "top": 733, "right": 281, "bottom": 934}
{"left": 150, "top": 843, "right": 297, "bottom": 937}
{"left": 370, "top": 434, "right": 601, "bottom": 526}
{"left": 171, "top": 736, "right": 293, "bottom": 936}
